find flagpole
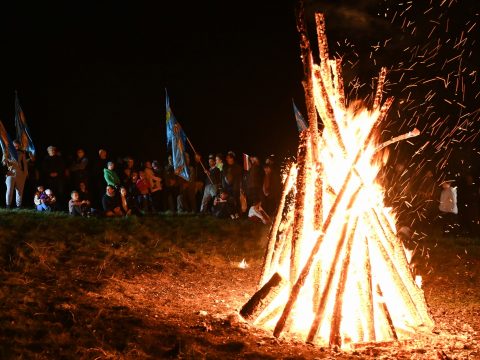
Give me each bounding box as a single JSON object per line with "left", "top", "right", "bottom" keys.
{"left": 185, "top": 136, "right": 214, "bottom": 185}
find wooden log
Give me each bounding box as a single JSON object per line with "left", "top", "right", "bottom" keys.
{"left": 315, "top": 13, "right": 333, "bottom": 93}
{"left": 273, "top": 99, "right": 390, "bottom": 339}
{"left": 373, "top": 67, "right": 387, "bottom": 110}
{"left": 329, "top": 217, "right": 358, "bottom": 347}
{"left": 306, "top": 215, "right": 358, "bottom": 343}
{"left": 295, "top": 1, "right": 319, "bottom": 147}
{"left": 260, "top": 165, "right": 296, "bottom": 285}
{"left": 290, "top": 131, "right": 310, "bottom": 284}
{"left": 362, "top": 235, "right": 376, "bottom": 342}
{"left": 332, "top": 59, "right": 346, "bottom": 111}
{"left": 240, "top": 272, "right": 287, "bottom": 321}
{"left": 376, "top": 284, "right": 399, "bottom": 341}
{"left": 372, "top": 209, "right": 434, "bottom": 328}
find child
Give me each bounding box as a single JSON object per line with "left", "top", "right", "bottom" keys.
{"left": 69, "top": 190, "right": 90, "bottom": 216}
{"left": 34, "top": 186, "right": 56, "bottom": 211}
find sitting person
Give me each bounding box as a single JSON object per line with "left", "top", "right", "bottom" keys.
{"left": 69, "top": 190, "right": 90, "bottom": 216}
{"left": 119, "top": 186, "right": 142, "bottom": 216}
{"left": 78, "top": 181, "right": 93, "bottom": 204}
{"left": 248, "top": 201, "right": 271, "bottom": 224}
{"left": 102, "top": 185, "right": 123, "bottom": 217}
{"left": 212, "top": 188, "right": 236, "bottom": 219}
{"left": 34, "top": 186, "right": 56, "bottom": 211}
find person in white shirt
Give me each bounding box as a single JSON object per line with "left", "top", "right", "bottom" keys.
{"left": 4, "top": 140, "right": 29, "bottom": 209}
{"left": 438, "top": 180, "right": 458, "bottom": 236}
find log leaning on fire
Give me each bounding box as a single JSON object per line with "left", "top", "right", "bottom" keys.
{"left": 240, "top": 272, "right": 286, "bottom": 321}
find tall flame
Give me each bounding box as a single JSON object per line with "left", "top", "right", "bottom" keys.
{"left": 241, "top": 12, "right": 434, "bottom": 349}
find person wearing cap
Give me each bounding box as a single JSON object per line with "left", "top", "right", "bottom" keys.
{"left": 438, "top": 179, "right": 458, "bottom": 236}
{"left": 103, "top": 161, "right": 121, "bottom": 188}
{"left": 4, "top": 140, "right": 29, "bottom": 209}
{"left": 200, "top": 154, "right": 222, "bottom": 213}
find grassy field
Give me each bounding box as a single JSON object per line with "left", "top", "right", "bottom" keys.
{"left": 0, "top": 210, "right": 479, "bottom": 359}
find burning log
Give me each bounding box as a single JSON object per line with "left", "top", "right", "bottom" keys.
{"left": 240, "top": 272, "right": 287, "bottom": 321}
{"left": 240, "top": 11, "right": 434, "bottom": 349}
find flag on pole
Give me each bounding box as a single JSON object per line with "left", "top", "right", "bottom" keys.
{"left": 293, "top": 100, "right": 308, "bottom": 132}
{"left": 0, "top": 120, "right": 18, "bottom": 162}
{"left": 165, "top": 89, "right": 190, "bottom": 181}
{"left": 243, "top": 153, "right": 251, "bottom": 171}
{"left": 15, "top": 91, "right": 36, "bottom": 156}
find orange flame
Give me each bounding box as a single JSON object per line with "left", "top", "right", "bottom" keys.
{"left": 246, "top": 13, "right": 434, "bottom": 349}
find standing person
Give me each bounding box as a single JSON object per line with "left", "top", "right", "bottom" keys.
{"left": 91, "top": 149, "right": 109, "bottom": 208}
{"left": 69, "top": 148, "right": 89, "bottom": 190}
{"left": 151, "top": 160, "right": 164, "bottom": 212}
{"left": 103, "top": 161, "right": 121, "bottom": 188}
{"left": 246, "top": 155, "right": 263, "bottom": 207}
{"left": 163, "top": 155, "right": 179, "bottom": 212}
{"left": 41, "top": 146, "right": 66, "bottom": 209}
{"left": 438, "top": 180, "right": 459, "bottom": 236}
{"left": 4, "top": 140, "right": 29, "bottom": 209}
{"left": 193, "top": 153, "right": 206, "bottom": 211}
{"left": 200, "top": 154, "right": 222, "bottom": 213}
{"left": 262, "top": 163, "right": 281, "bottom": 216}
{"left": 136, "top": 170, "right": 152, "bottom": 213}
{"left": 222, "top": 151, "right": 242, "bottom": 217}
{"left": 177, "top": 153, "right": 196, "bottom": 213}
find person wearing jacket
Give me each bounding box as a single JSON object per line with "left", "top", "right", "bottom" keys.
{"left": 4, "top": 140, "right": 29, "bottom": 208}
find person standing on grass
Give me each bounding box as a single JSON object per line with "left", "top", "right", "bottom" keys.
{"left": 103, "top": 161, "right": 121, "bottom": 188}
{"left": 4, "top": 140, "right": 29, "bottom": 209}
{"left": 438, "top": 180, "right": 458, "bottom": 236}
{"left": 200, "top": 154, "right": 222, "bottom": 214}
{"left": 41, "top": 146, "right": 67, "bottom": 209}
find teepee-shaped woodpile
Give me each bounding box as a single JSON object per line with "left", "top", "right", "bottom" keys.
{"left": 240, "top": 10, "right": 434, "bottom": 348}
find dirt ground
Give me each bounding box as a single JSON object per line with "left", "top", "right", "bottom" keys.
{"left": 0, "top": 212, "right": 479, "bottom": 359}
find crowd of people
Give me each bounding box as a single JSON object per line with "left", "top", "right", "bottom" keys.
{"left": 1, "top": 143, "right": 281, "bottom": 224}
{"left": 2, "top": 142, "right": 480, "bottom": 237}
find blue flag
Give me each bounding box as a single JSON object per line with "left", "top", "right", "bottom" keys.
{"left": 165, "top": 89, "right": 190, "bottom": 181}
{"left": 0, "top": 120, "right": 18, "bottom": 162}
{"left": 15, "top": 91, "right": 36, "bottom": 156}
{"left": 293, "top": 100, "right": 308, "bottom": 132}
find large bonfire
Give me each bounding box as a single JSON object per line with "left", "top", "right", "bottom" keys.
{"left": 240, "top": 11, "right": 434, "bottom": 349}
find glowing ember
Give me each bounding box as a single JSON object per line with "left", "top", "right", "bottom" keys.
{"left": 240, "top": 11, "right": 434, "bottom": 349}
{"left": 238, "top": 259, "right": 248, "bottom": 269}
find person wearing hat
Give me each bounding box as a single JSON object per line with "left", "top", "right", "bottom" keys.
{"left": 438, "top": 179, "right": 458, "bottom": 236}
{"left": 200, "top": 154, "right": 222, "bottom": 213}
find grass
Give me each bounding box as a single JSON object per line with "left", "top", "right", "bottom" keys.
{"left": 0, "top": 209, "right": 479, "bottom": 359}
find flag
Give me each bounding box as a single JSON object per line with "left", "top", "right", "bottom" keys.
{"left": 243, "top": 153, "right": 251, "bottom": 171}
{"left": 293, "top": 100, "right": 308, "bottom": 132}
{"left": 15, "top": 91, "right": 36, "bottom": 156}
{"left": 0, "top": 120, "right": 18, "bottom": 162}
{"left": 165, "top": 89, "right": 190, "bottom": 181}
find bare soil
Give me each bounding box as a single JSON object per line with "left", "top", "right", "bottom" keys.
{"left": 0, "top": 211, "right": 479, "bottom": 359}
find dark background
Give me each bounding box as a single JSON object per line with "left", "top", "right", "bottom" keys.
{"left": 1, "top": 0, "right": 479, "bottom": 171}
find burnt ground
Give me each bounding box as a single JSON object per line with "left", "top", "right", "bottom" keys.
{"left": 0, "top": 211, "right": 479, "bottom": 359}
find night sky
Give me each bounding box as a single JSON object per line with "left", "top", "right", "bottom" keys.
{"left": 1, "top": 0, "right": 479, "bottom": 172}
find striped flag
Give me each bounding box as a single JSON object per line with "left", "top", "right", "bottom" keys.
{"left": 293, "top": 100, "right": 308, "bottom": 132}
{"left": 0, "top": 120, "right": 18, "bottom": 162}
{"left": 165, "top": 89, "right": 190, "bottom": 181}
{"left": 15, "top": 91, "right": 36, "bottom": 156}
